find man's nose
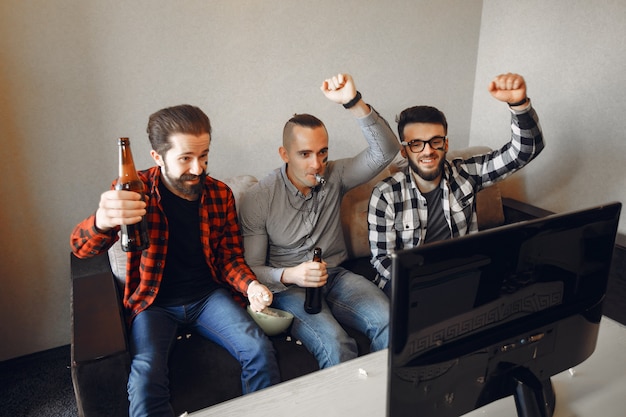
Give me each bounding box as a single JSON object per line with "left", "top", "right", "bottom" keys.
{"left": 312, "top": 156, "right": 323, "bottom": 169}
{"left": 190, "top": 159, "right": 205, "bottom": 175}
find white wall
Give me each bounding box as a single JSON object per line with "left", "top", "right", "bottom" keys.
{"left": 471, "top": 0, "right": 626, "bottom": 241}
{"left": 0, "top": 0, "right": 482, "bottom": 360}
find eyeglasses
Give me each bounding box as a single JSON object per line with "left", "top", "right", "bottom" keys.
{"left": 400, "top": 136, "right": 447, "bottom": 153}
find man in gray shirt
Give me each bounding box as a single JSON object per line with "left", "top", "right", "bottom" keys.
{"left": 238, "top": 73, "right": 399, "bottom": 368}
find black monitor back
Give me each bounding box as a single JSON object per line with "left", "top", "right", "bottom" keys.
{"left": 388, "top": 202, "right": 621, "bottom": 417}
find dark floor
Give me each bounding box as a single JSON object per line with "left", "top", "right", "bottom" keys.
{"left": 1, "top": 245, "right": 624, "bottom": 417}
{"left": 0, "top": 345, "right": 76, "bottom": 417}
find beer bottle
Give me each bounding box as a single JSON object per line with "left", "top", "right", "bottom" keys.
{"left": 304, "top": 247, "right": 323, "bottom": 314}
{"left": 115, "top": 137, "right": 150, "bottom": 252}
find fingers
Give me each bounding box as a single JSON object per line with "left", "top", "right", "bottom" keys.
{"left": 280, "top": 261, "right": 328, "bottom": 287}
{"left": 322, "top": 73, "right": 347, "bottom": 91}
{"left": 489, "top": 73, "right": 525, "bottom": 92}
{"left": 95, "top": 190, "right": 147, "bottom": 230}
{"left": 304, "top": 260, "right": 328, "bottom": 287}
{"left": 320, "top": 73, "right": 354, "bottom": 94}
{"left": 488, "top": 72, "right": 527, "bottom": 103}
{"left": 249, "top": 292, "right": 272, "bottom": 309}
{"left": 247, "top": 282, "right": 273, "bottom": 312}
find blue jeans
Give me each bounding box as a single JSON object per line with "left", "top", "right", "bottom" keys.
{"left": 127, "top": 289, "right": 280, "bottom": 417}
{"left": 272, "top": 267, "right": 389, "bottom": 369}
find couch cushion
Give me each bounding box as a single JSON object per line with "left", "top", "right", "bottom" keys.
{"left": 108, "top": 239, "right": 126, "bottom": 288}
{"left": 221, "top": 175, "right": 258, "bottom": 209}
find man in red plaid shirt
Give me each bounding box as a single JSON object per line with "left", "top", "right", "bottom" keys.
{"left": 71, "top": 104, "right": 279, "bottom": 417}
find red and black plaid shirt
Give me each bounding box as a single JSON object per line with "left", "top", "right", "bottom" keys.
{"left": 70, "top": 166, "right": 256, "bottom": 322}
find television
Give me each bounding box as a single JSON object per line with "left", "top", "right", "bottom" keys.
{"left": 388, "top": 202, "right": 622, "bottom": 417}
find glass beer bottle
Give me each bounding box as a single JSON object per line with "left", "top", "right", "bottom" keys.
{"left": 304, "top": 247, "right": 323, "bottom": 314}
{"left": 115, "top": 137, "right": 150, "bottom": 252}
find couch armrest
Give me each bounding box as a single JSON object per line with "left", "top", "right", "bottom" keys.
{"left": 71, "top": 252, "right": 128, "bottom": 364}
{"left": 502, "top": 197, "right": 555, "bottom": 224}
{"left": 71, "top": 252, "right": 131, "bottom": 416}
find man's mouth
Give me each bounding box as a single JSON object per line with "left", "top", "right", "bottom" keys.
{"left": 420, "top": 156, "right": 437, "bottom": 166}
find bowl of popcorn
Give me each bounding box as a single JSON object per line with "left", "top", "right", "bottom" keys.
{"left": 247, "top": 306, "right": 294, "bottom": 336}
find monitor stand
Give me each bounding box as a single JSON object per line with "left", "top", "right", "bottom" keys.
{"left": 512, "top": 368, "right": 556, "bottom": 417}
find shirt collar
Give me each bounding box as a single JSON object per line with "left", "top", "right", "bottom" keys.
{"left": 280, "top": 164, "right": 311, "bottom": 199}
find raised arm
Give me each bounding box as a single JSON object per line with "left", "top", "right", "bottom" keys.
{"left": 321, "top": 73, "right": 400, "bottom": 190}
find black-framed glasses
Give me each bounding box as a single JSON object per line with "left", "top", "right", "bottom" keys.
{"left": 401, "top": 136, "right": 447, "bottom": 153}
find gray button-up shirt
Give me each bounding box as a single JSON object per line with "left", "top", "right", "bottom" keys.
{"left": 239, "top": 107, "right": 400, "bottom": 292}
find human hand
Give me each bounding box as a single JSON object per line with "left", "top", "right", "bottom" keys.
{"left": 488, "top": 73, "right": 527, "bottom": 105}
{"left": 280, "top": 259, "right": 328, "bottom": 288}
{"left": 94, "top": 190, "right": 147, "bottom": 232}
{"left": 247, "top": 281, "right": 273, "bottom": 312}
{"left": 320, "top": 73, "right": 358, "bottom": 105}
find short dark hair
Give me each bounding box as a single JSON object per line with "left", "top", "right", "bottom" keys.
{"left": 282, "top": 113, "right": 327, "bottom": 147}
{"left": 146, "top": 104, "right": 212, "bottom": 155}
{"left": 396, "top": 106, "right": 448, "bottom": 142}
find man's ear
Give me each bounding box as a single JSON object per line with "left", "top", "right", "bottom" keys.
{"left": 400, "top": 146, "right": 408, "bottom": 158}
{"left": 278, "top": 146, "right": 289, "bottom": 164}
{"left": 150, "top": 150, "right": 164, "bottom": 167}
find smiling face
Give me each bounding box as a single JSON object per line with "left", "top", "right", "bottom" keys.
{"left": 401, "top": 122, "right": 448, "bottom": 192}
{"left": 279, "top": 124, "right": 328, "bottom": 195}
{"left": 150, "top": 132, "right": 210, "bottom": 200}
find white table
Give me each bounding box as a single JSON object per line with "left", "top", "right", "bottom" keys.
{"left": 190, "top": 317, "right": 626, "bottom": 417}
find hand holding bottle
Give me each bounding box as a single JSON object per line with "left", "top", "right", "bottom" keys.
{"left": 95, "top": 189, "right": 147, "bottom": 232}
{"left": 94, "top": 137, "right": 150, "bottom": 251}
{"left": 279, "top": 255, "right": 328, "bottom": 288}
{"left": 304, "top": 248, "right": 324, "bottom": 314}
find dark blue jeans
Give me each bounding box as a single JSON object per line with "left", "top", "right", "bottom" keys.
{"left": 127, "top": 288, "right": 280, "bottom": 417}
{"left": 272, "top": 267, "right": 389, "bottom": 369}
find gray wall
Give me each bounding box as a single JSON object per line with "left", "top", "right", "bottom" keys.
{"left": 470, "top": 0, "right": 626, "bottom": 240}
{"left": 3, "top": 0, "right": 624, "bottom": 362}
{"left": 0, "top": 1, "right": 482, "bottom": 360}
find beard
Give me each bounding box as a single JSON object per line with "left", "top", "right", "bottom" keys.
{"left": 407, "top": 154, "right": 446, "bottom": 181}
{"left": 163, "top": 166, "right": 206, "bottom": 198}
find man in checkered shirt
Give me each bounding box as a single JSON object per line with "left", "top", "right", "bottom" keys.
{"left": 368, "top": 73, "right": 544, "bottom": 297}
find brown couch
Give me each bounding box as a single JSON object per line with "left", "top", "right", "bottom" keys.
{"left": 70, "top": 146, "right": 552, "bottom": 416}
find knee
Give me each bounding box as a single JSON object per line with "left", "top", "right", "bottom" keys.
{"left": 298, "top": 326, "right": 357, "bottom": 368}
{"left": 249, "top": 337, "right": 276, "bottom": 360}
{"left": 370, "top": 323, "right": 389, "bottom": 351}
{"left": 129, "top": 352, "right": 168, "bottom": 387}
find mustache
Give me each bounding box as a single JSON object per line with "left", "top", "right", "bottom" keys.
{"left": 180, "top": 172, "right": 205, "bottom": 181}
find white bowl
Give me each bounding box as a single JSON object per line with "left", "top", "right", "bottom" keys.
{"left": 247, "top": 306, "right": 294, "bottom": 336}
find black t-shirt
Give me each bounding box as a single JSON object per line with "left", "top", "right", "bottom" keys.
{"left": 154, "top": 181, "right": 220, "bottom": 306}
{"left": 423, "top": 186, "right": 452, "bottom": 244}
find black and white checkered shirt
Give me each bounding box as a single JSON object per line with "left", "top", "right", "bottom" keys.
{"left": 368, "top": 104, "right": 544, "bottom": 289}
